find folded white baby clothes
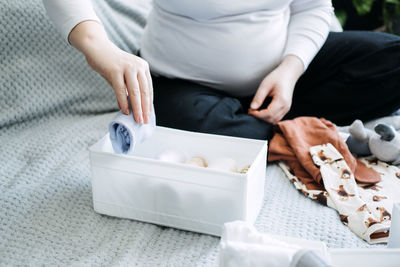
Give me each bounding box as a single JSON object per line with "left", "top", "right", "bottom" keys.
{"left": 109, "top": 110, "right": 156, "bottom": 154}
{"left": 218, "top": 221, "right": 331, "bottom": 267}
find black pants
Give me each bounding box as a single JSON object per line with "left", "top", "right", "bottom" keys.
{"left": 150, "top": 31, "right": 400, "bottom": 140}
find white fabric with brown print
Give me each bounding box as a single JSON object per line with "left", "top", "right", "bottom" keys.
{"left": 278, "top": 143, "right": 400, "bottom": 244}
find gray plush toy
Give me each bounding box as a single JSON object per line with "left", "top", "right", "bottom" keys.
{"left": 346, "top": 120, "right": 400, "bottom": 165}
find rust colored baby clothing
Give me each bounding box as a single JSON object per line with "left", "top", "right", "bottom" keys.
{"left": 268, "top": 117, "right": 381, "bottom": 190}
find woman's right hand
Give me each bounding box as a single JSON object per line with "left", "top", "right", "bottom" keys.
{"left": 69, "top": 20, "right": 153, "bottom": 124}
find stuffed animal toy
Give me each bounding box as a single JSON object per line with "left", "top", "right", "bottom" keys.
{"left": 346, "top": 120, "right": 400, "bottom": 165}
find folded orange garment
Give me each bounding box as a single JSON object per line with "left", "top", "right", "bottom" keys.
{"left": 268, "top": 117, "right": 381, "bottom": 190}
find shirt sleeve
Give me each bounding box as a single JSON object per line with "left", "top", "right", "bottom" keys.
{"left": 42, "top": 0, "right": 101, "bottom": 44}
{"left": 283, "top": 0, "right": 334, "bottom": 70}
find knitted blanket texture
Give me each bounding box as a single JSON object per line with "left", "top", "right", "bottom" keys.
{"left": 0, "top": 0, "right": 381, "bottom": 265}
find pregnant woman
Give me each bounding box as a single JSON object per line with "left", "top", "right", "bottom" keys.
{"left": 43, "top": 0, "right": 400, "bottom": 140}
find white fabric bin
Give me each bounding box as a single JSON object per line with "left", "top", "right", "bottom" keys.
{"left": 330, "top": 248, "right": 400, "bottom": 267}
{"left": 89, "top": 126, "right": 268, "bottom": 236}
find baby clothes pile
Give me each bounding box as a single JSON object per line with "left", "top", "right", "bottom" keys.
{"left": 268, "top": 117, "right": 400, "bottom": 244}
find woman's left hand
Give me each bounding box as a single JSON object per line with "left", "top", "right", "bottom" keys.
{"left": 248, "top": 55, "right": 304, "bottom": 124}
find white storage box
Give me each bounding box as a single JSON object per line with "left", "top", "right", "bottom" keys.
{"left": 330, "top": 248, "right": 400, "bottom": 267}
{"left": 89, "top": 126, "right": 268, "bottom": 236}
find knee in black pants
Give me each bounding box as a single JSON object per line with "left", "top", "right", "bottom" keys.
{"left": 152, "top": 76, "right": 272, "bottom": 140}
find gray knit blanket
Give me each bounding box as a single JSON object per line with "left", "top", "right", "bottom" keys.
{"left": 0, "top": 0, "right": 381, "bottom": 265}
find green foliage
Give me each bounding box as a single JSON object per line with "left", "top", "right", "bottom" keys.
{"left": 352, "top": 0, "right": 375, "bottom": 15}
{"left": 386, "top": 0, "right": 400, "bottom": 4}
{"left": 351, "top": 0, "right": 400, "bottom": 34}
{"left": 383, "top": 1, "right": 400, "bottom": 33}
{"left": 335, "top": 9, "right": 348, "bottom": 26}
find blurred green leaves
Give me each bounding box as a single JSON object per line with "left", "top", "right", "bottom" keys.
{"left": 335, "top": 9, "right": 348, "bottom": 26}
{"left": 338, "top": 0, "right": 400, "bottom": 34}
{"left": 353, "top": 0, "right": 375, "bottom": 15}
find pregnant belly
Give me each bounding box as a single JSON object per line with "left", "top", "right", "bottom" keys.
{"left": 141, "top": 6, "right": 290, "bottom": 96}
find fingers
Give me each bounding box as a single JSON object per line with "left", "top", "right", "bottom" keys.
{"left": 122, "top": 59, "right": 152, "bottom": 124}
{"left": 249, "top": 72, "right": 293, "bottom": 124}
{"left": 125, "top": 70, "right": 143, "bottom": 124}
{"left": 249, "top": 97, "right": 290, "bottom": 124}
{"left": 111, "top": 74, "right": 130, "bottom": 115}
{"left": 145, "top": 69, "right": 154, "bottom": 112}
{"left": 103, "top": 51, "right": 152, "bottom": 124}
{"left": 137, "top": 70, "right": 151, "bottom": 123}
{"left": 250, "top": 77, "right": 273, "bottom": 110}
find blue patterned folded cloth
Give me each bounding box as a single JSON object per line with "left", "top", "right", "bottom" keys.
{"left": 109, "top": 110, "right": 156, "bottom": 154}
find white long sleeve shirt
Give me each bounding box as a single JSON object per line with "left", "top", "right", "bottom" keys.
{"left": 43, "top": 0, "right": 333, "bottom": 96}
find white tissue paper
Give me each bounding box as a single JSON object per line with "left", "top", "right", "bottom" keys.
{"left": 156, "top": 149, "right": 188, "bottom": 164}
{"left": 208, "top": 157, "right": 238, "bottom": 172}
{"left": 218, "top": 221, "right": 300, "bottom": 267}
{"left": 218, "top": 221, "right": 332, "bottom": 267}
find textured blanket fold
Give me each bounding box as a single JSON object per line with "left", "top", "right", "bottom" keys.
{"left": 2, "top": 0, "right": 385, "bottom": 265}
{"left": 268, "top": 117, "right": 381, "bottom": 190}
{"left": 109, "top": 110, "right": 156, "bottom": 154}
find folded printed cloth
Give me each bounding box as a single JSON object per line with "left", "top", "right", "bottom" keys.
{"left": 268, "top": 117, "right": 380, "bottom": 190}
{"left": 109, "top": 111, "right": 156, "bottom": 154}
{"left": 218, "top": 221, "right": 331, "bottom": 267}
